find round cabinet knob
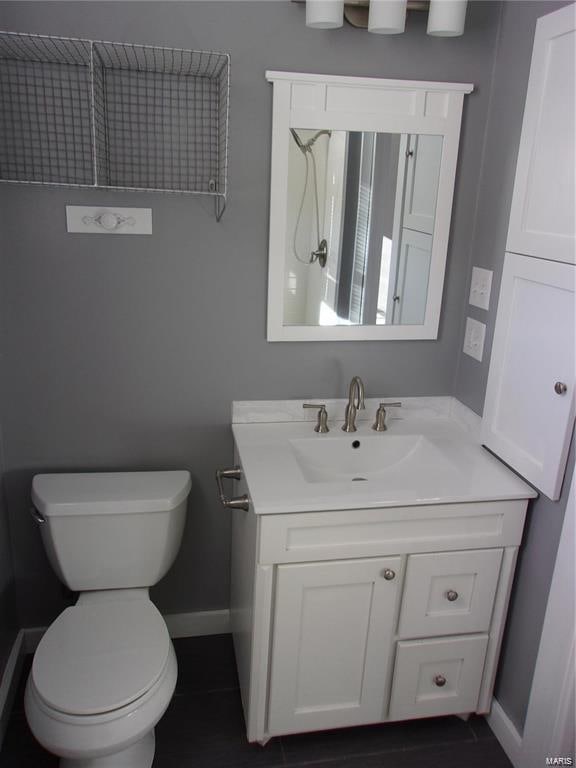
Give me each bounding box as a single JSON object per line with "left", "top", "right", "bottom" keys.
{"left": 382, "top": 569, "right": 396, "bottom": 581}
{"left": 433, "top": 674, "right": 447, "bottom": 687}
{"left": 554, "top": 381, "right": 568, "bottom": 395}
{"left": 446, "top": 590, "right": 459, "bottom": 602}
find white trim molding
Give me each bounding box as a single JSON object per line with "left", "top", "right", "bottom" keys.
{"left": 487, "top": 698, "right": 524, "bottom": 766}
{"left": 487, "top": 471, "right": 575, "bottom": 767}
{"left": 163, "top": 609, "right": 231, "bottom": 639}
{"left": 22, "top": 608, "right": 232, "bottom": 656}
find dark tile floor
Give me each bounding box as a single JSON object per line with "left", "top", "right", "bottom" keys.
{"left": 0, "top": 634, "right": 512, "bottom": 767}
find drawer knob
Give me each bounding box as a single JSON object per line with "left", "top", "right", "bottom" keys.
{"left": 554, "top": 381, "right": 568, "bottom": 395}
{"left": 382, "top": 569, "right": 396, "bottom": 581}
{"left": 446, "top": 590, "right": 459, "bottom": 602}
{"left": 433, "top": 674, "right": 447, "bottom": 687}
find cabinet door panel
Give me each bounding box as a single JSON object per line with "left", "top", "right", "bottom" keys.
{"left": 482, "top": 252, "right": 575, "bottom": 500}
{"left": 398, "top": 549, "right": 503, "bottom": 638}
{"left": 267, "top": 557, "right": 402, "bottom": 735}
{"left": 389, "top": 634, "right": 488, "bottom": 720}
{"left": 506, "top": 5, "right": 575, "bottom": 264}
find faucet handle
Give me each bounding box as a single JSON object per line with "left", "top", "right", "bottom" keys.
{"left": 371, "top": 402, "right": 402, "bottom": 432}
{"left": 303, "top": 403, "right": 329, "bottom": 433}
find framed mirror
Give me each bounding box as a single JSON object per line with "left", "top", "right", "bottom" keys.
{"left": 266, "top": 72, "right": 473, "bottom": 341}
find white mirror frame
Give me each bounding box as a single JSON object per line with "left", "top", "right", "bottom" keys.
{"left": 266, "top": 71, "right": 474, "bottom": 341}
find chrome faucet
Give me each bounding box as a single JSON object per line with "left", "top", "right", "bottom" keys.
{"left": 342, "top": 376, "right": 365, "bottom": 432}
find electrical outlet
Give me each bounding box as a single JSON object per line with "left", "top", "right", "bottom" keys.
{"left": 463, "top": 317, "right": 486, "bottom": 361}
{"left": 469, "top": 266, "right": 493, "bottom": 310}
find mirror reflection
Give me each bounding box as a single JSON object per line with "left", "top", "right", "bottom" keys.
{"left": 283, "top": 129, "right": 443, "bottom": 327}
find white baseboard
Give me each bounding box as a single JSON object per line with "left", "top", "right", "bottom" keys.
{"left": 0, "top": 630, "right": 25, "bottom": 752}
{"left": 23, "top": 608, "right": 231, "bottom": 655}
{"left": 164, "top": 609, "right": 231, "bottom": 639}
{"left": 486, "top": 697, "right": 524, "bottom": 767}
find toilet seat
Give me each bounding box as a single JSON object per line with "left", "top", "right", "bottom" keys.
{"left": 25, "top": 640, "right": 177, "bottom": 765}
{"left": 32, "top": 599, "right": 170, "bottom": 716}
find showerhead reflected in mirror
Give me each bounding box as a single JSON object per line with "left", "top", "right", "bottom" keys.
{"left": 284, "top": 129, "right": 443, "bottom": 327}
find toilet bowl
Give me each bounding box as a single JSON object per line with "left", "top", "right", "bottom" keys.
{"left": 25, "top": 471, "right": 191, "bottom": 767}
{"left": 25, "top": 592, "right": 177, "bottom": 767}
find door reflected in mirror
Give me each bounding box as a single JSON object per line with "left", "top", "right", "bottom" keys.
{"left": 284, "top": 129, "right": 443, "bottom": 327}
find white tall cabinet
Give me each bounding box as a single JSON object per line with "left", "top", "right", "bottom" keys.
{"left": 482, "top": 4, "right": 576, "bottom": 501}
{"left": 506, "top": 4, "right": 575, "bottom": 264}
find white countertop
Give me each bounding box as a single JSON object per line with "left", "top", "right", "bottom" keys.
{"left": 232, "top": 399, "right": 537, "bottom": 515}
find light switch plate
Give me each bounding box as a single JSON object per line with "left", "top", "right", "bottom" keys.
{"left": 66, "top": 206, "right": 152, "bottom": 235}
{"left": 469, "top": 266, "right": 493, "bottom": 310}
{"left": 463, "top": 317, "right": 486, "bottom": 362}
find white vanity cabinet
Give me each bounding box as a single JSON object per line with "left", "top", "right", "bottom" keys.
{"left": 230, "top": 491, "right": 528, "bottom": 744}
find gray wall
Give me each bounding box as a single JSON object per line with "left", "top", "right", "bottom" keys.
{"left": 0, "top": 0, "right": 502, "bottom": 628}
{"left": 451, "top": 0, "right": 574, "bottom": 734}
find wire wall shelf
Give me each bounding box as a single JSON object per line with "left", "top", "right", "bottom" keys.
{"left": 0, "top": 31, "right": 230, "bottom": 220}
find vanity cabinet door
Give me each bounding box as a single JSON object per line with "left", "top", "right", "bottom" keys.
{"left": 267, "top": 557, "right": 402, "bottom": 736}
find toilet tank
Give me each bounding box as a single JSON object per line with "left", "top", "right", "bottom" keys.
{"left": 31, "top": 471, "right": 191, "bottom": 591}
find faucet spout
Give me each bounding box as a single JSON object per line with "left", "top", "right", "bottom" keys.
{"left": 342, "top": 376, "right": 365, "bottom": 432}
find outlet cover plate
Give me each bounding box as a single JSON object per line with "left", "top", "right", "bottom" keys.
{"left": 469, "top": 266, "right": 493, "bottom": 310}
{"left": 463, "top": 317, "right": 486, "bottom": 362}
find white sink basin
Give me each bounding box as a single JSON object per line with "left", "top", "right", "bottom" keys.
{"left": 231, "top": 408, "right": 537, "bottom": 514}
{"left": 290, "top": 434, "right": 430, "bottom": 482}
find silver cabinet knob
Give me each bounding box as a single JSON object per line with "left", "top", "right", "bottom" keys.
{"left": 446, "top": 590, "right": 459, "bottom": 602}
{"left": 554, "top": 381, "right": 568, "bottom": 395}
{"left": 382, "top": 569, "right": 396, "bottom": 580}
{"left": 434, "top": 674, "right": 447, "bottom": 687}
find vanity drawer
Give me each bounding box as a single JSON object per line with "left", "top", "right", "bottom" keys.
{"left": 388, "top": 634, "right": 488, "bottom": 720}
{"left": 398, "top": 549, "right": 502, "bottom": 638}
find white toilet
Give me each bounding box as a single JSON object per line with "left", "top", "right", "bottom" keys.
{"left": 24, "top": 470, "right": 191, "bottom": 768}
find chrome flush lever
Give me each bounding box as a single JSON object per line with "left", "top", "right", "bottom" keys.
{"left": 30, "top": 506, "right": 46, "bottom": 524}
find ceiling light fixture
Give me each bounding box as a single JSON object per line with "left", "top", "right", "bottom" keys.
{"left": 427, "top": 0, "right": 468, "bottom": 36}
{"left": 306, "top": 0, "right": 344, "bottom": 28}
{"left": 368, "top": 0, "right": 407, "bottom": 34}
{"left": 300, "top": 0, "right": 468, "bottom": 37}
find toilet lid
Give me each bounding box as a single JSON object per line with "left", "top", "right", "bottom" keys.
{"left": 32, "top": 599, "right": 170, "bottom": 716}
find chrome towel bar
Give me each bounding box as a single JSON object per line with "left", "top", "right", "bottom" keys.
{"left": 216, "top": 466, "right": 250, "bottom": 511}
